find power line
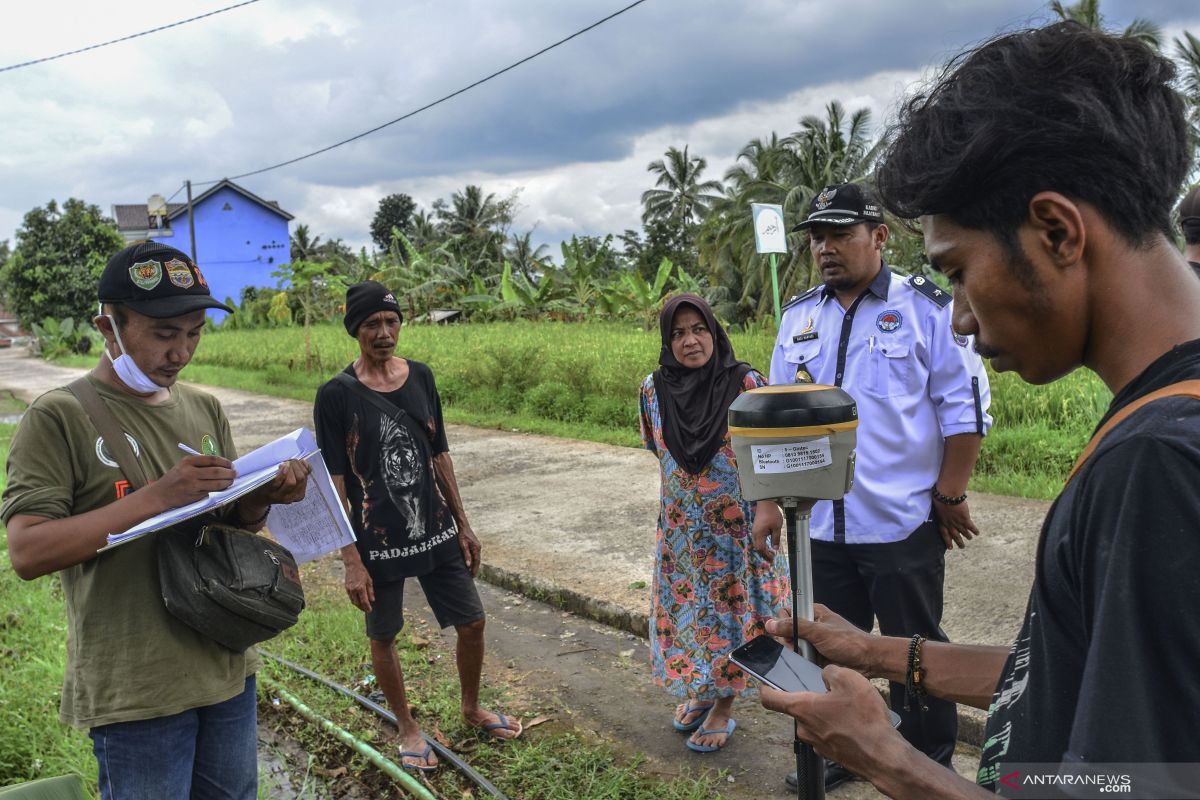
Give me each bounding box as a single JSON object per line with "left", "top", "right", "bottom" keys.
{"left": 199, "top": 0, "right": 650, "bottom": 185}
{"left": 0, "top": 0, "right": 263, "bottom": 74}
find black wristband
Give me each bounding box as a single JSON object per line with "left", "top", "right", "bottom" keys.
{"left": 237, "top": 502, "right": 270, "bottom": 528}
{"left": 932, "top": 486, "right": 967, "bottom": 506}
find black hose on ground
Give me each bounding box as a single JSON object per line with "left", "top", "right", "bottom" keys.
{"left": 259, "top": 649, "right": 509, "bottom": 800}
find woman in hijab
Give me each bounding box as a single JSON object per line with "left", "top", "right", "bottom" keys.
{"left": 639, "top": 294, "right": 790, "bottom": 753}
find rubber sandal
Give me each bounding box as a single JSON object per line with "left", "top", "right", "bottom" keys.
{"left": 685, "top": 717, "right": 736, "bottom": 753}
{"left": 398, "top": 742, "right": 437, "bottom": 772}
{"left": 479, "top": 712, "right": 523, "bottom": 740}
{"left": 672, "top": 700, "right": 715, "bottom": 733}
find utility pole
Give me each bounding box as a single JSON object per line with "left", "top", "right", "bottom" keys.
{"left": 186, "top": 179, "right": 197, "bottom": 262}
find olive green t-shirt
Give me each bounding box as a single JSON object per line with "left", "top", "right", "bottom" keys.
{"left": 1, "top": 376, "right": 261, "bottom": 730}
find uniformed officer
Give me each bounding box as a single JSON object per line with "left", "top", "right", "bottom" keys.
{"left": 754, "top": 183, "right": 992, "bottom": 791}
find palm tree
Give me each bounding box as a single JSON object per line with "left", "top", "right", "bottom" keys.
{"left": 1177, "top": 31, "right": 1200, "bottom": 169}
{"left": 700, "top": 102, "right": 883, "bottom": 320}
{"left": 289, "top": 224, "right": 322, "bottom": 262}
{"left": 440, "top": 185, "right": 513, "bottom": 276}
{"left": 641, "top": 145, "right": 724, "bottom": 227}
{"left": 1048, "top": 0, "right": 1161, "bottom": 49}
{"left": 505, "top": 230, "right": 549, "bottom": 282}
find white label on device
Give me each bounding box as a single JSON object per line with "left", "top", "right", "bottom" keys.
{"left": 751, "top": 438, "right": 832, "bottom": 474}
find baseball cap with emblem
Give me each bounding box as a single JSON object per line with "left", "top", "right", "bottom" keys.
{"left": 98, "top": 241, "right": 233, "bottom": 318}
{"left": 791, "top": 183, "right": 886, "bottom": 231}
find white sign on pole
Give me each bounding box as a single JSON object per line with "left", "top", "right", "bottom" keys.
{"left": 751, "top": 203, "right": 788, "bottom": 254}
{"left": 750, "top": 438, "right": 833, "bottom": 474}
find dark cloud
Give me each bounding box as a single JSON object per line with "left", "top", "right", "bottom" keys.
{"left": 2, "top": 0, "right": 1197, "bottom": 246}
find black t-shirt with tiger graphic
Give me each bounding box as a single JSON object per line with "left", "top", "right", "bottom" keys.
{"left": 315, "top": 360, "right": 458, "bottom": 580}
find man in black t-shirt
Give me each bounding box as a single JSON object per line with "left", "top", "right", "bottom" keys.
{"left": 1179, "top": 187, "right": 1200, "bottom": 278}
{"left": 753, "top": 24, "right": 1200, "bottom": 798}
{"left": 315, "top": 282, "right": 521, "bottom": 773}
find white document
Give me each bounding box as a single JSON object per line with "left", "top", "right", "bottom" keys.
{"left": 102, "top": 428, "right": 354, "bottom": 562}
{"left": 751, "top": 438, "right": 833, "bottom": 474}
{"left": 264, "top": 450, "right": 356, "bottom": 564}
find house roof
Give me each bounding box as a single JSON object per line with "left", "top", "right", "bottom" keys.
{"left": 112, "top": 203, "right": 185, "bottom": 231}
{"left": 166, "top": 179, "right": 294, "bottom": 222}
{"left": 112, "top": 179, "right": 293, "bottom": 232}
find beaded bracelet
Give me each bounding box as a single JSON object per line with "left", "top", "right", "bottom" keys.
{"left": 237, "top": 502, "right": 271, "bottom": 528}
{"left": 932, "top": 486, "right": 967, "bottom": 506}
{"left": 904, "top": 634, "right": 929, "bottom": 713}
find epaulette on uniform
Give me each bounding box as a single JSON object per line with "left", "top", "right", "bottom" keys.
{"left": 907, "top": 275, "right": 951, "bottom": 308}
{"left": 781, "top": 285, "right": 821, "bottom": 312}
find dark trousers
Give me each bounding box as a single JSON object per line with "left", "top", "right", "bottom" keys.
{"left": 812, "top": 520, "right": 957, "bottom": 766}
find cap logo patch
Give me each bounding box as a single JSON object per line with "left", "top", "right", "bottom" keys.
{"left": 191, "top": 262, "right": 208, "bottom": 288}
{"left": 129, "top": 260, "right": 162, "bottom": 291}
{"left": 200, "top": 434, "right": 218, "bottom": 456}
{"left": 165, "top": 258, "right": 195, "bottom": 289}
{"left": 814, "top": 187, "right": 838, "bottom": 210}
{"left": 876, "top": 309, "right": 903, "bottom": 333}
{"left": 383, "top": 292, "right": 397, "bottom": 305}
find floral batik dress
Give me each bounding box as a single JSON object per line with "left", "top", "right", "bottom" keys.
{"left": 639, "top": 369, "right": 791, "bottom": 700}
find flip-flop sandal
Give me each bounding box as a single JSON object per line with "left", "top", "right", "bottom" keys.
{"left": 479, "top": 712, "right": 523, "bottom": 740}
{"left": 672, "top": 700, "right": 715, "bottom": 733}
{"left": 398, "top": 742, "right": 437, "bottom": 773}
{"left": 685, "top": 717, "right": 736, "bottom": 753}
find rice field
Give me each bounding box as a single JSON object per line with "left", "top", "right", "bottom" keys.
{"left": 180, "top": 321, "right": 1110, "bottom": 499}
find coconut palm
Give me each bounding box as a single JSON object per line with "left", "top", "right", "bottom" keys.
{"left": 1048, "top": 0, "right": 1161, "bottom": 49}
{"left": 701, "top": 102, "right": 883, "bottom": 320}
{"left": 1177, "top": 31, "right": 1200, "bottom": 167}
{"left": 505, "top": 231, "right": 550, "bottom": 282}
{"left": 641, "top": 145, "right": 724, "bottom": 227}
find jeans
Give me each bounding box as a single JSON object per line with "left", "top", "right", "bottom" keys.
{"left": 89, "top": 676, "right": 257, "bottom": 800}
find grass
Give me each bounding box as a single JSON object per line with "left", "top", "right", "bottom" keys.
{"left": 0, "top": 423, "right": 97, "bottom": 791}
{"left": 259, "top": 580, "right": 728, "bottom": 799}
{"left": 0, "top": 412, "right": 727, "bottom": 797}
{"left": 59, "top": 320, "right": 1112, "bottom": 498}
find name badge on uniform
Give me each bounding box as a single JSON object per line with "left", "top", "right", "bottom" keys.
{"left": 792, "top": 331, "right": 819, "bottom": 343}
{"left": 794, "top": 362, "right": 814, "bottom": 384}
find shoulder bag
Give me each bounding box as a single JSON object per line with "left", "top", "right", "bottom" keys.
{"left": 67, "top": 377, "right": 305, "bottom": 653}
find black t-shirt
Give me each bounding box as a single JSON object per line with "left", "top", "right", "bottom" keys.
{"left": 314, "top": 360, "right": 457, "bottom": 580}
{"left": 977, "top": 340, "right": 1200, "bottom": 791}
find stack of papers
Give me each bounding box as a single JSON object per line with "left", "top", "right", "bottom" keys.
{"left": 103, "top": 427, "right": 356, "bottom": 563}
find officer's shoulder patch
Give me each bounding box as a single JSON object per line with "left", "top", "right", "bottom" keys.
{"left": 781, "top": 285, "right": 821, "bottom": 312}
{"left": 907, "top": 275, "right": 951, "bottom": 308}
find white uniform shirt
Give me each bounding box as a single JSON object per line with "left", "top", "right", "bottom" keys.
{"left": 768, "top": 263, "right": 992, "bottom": 544}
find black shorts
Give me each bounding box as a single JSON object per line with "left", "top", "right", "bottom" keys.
{"left": 365, "top": 555, "right": 485, "bottom": 641}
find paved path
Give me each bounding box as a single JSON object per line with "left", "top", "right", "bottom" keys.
{"left": 0, "top": 347, "right": 1053, "bottom": 745}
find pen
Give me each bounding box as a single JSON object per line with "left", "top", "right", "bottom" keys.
{"left": 178, "top": 442, "right": 201, "bottom": 456}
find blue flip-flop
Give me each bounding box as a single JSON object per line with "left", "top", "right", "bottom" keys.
{"left": 686, "top": 717, "right": 736, "bottom": 753}
{"left": 479, "top": 712, "right": 523, "bottom": 740}
{"left": 672, "top": 700, "right": 715, "bottom": 733}
{"left": 398, "top": 742, "right": 437, "bottom": 772}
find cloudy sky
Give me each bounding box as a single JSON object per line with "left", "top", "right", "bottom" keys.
{"left": 2, "top": 0, "right": 1198, "bottom": 258}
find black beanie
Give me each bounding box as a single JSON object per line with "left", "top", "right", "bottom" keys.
{"left": 344, "top": 281, "right": 402, "bottom": 336}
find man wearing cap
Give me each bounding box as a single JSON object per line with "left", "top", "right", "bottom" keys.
{"left": 314, "top": 281, "right": 520, "bottom": 774}
{"left": 753, "top": 183, "right": 991, "bottom": 790}
{"left": 1179, "top": 186, "right": 1200, "bottom": 277}
{"left": 2, "top": 241, "right": 311, "bottom": 799}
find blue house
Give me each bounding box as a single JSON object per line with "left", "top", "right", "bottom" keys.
{"left": 112, "top": 179, "right": 294, "bottom": 312}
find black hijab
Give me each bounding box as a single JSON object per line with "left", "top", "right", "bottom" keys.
{"left": 652, "top": 295, "right": 752, "bottom": 476}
